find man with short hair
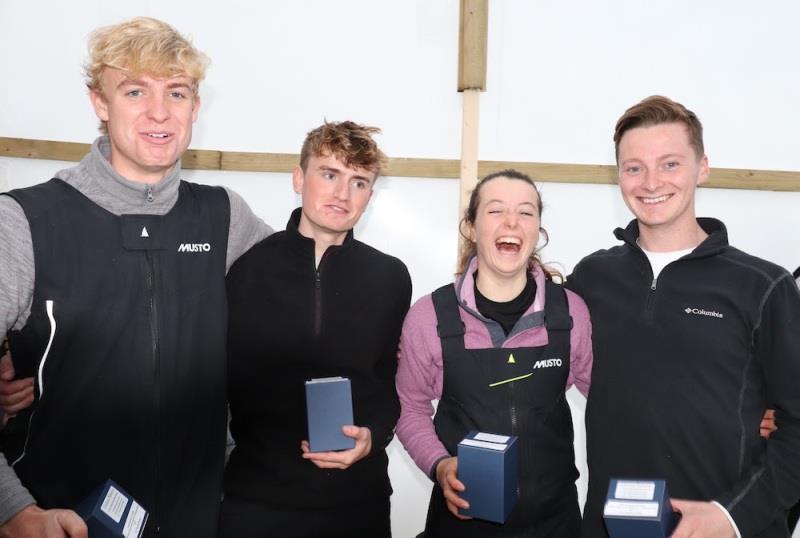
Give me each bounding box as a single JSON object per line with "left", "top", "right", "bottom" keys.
{"left": 0, "top": 17, "right": 270, "bottom": 537}
{"left": 221, "top": 121, "right": 411, "bottom": 538}
{"left": 568, "top": 96, "right": 800, "bottom": 538}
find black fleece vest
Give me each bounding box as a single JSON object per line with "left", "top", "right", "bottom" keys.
{"left": 3, "top": 178, "right": 229, "bottom": 538}
{"left": 426, "top": 280, "right": 580, "bottom": 537}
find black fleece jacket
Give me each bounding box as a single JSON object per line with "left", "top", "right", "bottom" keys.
{"left": 567, "top": 218, "right": 800, "bottom": 538}
{"left": 224, "top": 208, "right": 411, "bottom": 509}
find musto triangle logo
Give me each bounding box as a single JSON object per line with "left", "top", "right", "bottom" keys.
{"left": 684, "top": 307, "right": 724, "bottom": 319}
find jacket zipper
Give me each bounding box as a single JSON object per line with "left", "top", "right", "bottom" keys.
{"left": 508, "top": 381, "right": 520, "bottom": 501}
{"left": 313, "top": 251, "right": 331, "bottom": 339}
{"left": 145, "top": 251, "right": 161, "bottom": 533}
{"left": 314, "top": 266, "right": 322, "bottom": 338}
{"left": 644, "top": 276, "right": 657, "bottom": 322}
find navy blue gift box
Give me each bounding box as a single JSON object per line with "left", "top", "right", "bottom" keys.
{"left": 457, "top": 431, "right": 519, "bottom": 523}
{"left": 75, "top": 479, "right": 148, "bottom": 538}
{"left": 603, "top": 478, "right": 679, "bottom": 538}
{"left": 305, "top": 376, "right": 355, "bottom": 452}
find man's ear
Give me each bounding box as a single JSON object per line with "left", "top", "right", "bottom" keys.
{"left": 292, "top": 165, "right": 305, "bottom": 194}
{"left": 697, "top": 155, "right": 710, "bottom": 186}
{"left": 89, "top": 89, "right": 110, "bottom": 122}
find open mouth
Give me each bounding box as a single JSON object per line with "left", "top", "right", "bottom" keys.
{"left": 142, "top": 132, "right": 173, "bottom": 142}
{"left": 495, "top": 236, "right": 522, "bottom": 254}
{"left": 640, "top": 194, "right": 672, "bottom": 205}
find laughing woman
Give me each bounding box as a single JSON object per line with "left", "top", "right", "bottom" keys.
{"left": 396, "top": 169, "right": 592, "bottom": 537}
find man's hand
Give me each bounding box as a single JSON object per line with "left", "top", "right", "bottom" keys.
{"left": 0, "top": 505, "right": 87, "bottom": 538}
{"left": 760, "top": 408, "right": 776, "bottom": 439}
{"left": 435, "top": 456, "right": 471, "bottom": 520}
{"left": 300, "top": 425, "right": 372, "bottom": 470}
{"left": 670, "top": 499, "right": 736, "bottom": 538}
{"left": 0, "top": 346, "right": 35, "bottom": 422}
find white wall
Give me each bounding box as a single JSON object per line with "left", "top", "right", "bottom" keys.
{"left": 1, "top": 2, "right": 799, "bottom": 537}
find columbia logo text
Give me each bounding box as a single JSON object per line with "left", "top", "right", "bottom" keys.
{"left": 178, "top": 243, "right": 211, "bottom": 253}
{"left": 533, "top": 358, "right": 562, "bottom": 369}
{"left": 684, "top": 307, "right": 723, "bottom": 319}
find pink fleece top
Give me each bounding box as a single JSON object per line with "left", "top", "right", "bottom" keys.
{"left": 395, "top": 259, "right": 593, "bottom": 477}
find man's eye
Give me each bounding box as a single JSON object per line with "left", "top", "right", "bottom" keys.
{"left": 126, "top": 90, "right": 143, "bottom": 97}
{"left": 323, "top": 173, "right": 335, "bottom": 180}
{"left": 169, "top": 91, "right": 187, "bottom": 99}
{"left": 353, "top": 181, "right": 368, "bottom": 190}
{"left": 625, "top": 166, "right": 640, "bottom": 174}
{"left": 665, "top": 161, "right": 679, "bottom": 169}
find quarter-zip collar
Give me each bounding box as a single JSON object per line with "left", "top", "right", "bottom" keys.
{"left": 284, "top": 207, "right": 355, "bottom": 261}
{"left": 615, "top": 217, "right": 730, "bottom": 261}
{"left": 54, "top": 136, "right": 182, "bottom": 215}
{"left": 454, "top": 256, "right": 547, "bottom": 347}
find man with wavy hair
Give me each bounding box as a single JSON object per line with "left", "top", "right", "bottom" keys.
{"left": 0, "top": 17, "right": 269, "bottom": 537}
{"left": 222, "top": 121, "right": 411, "bottom": 537}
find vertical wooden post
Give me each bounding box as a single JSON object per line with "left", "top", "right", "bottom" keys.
{"left": 460, "top": 90, "right": 480, "bottom": 217}
{"left": 457, "top": 0, "right": 488, "bottom": 263}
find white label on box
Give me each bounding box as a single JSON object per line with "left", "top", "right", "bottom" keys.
{"left": 306, "top": 376, "right": 347, "bottom": 384}
{"left": 614, "top": 480, "right": 656, "bottom": 500}
{"left": 122, "top": 500, "right": 147, "bottom": 538}
{"left": 604, "top": 500, "right": 660, "bottom": 518}
{"left": 473, "top": 432, "right": 510, "bottom": 444}
{"left": 460, "top": 439, "right": 506, "bottom": 451}
{"left": 100, "top": 485, "right": 129, "bottom": 523}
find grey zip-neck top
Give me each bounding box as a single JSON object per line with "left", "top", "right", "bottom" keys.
{"left": 0, "top": 136, "right": 271, "bottom": 524}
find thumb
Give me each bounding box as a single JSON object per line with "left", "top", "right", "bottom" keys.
{"left": 0, "top": 353, "right": 16, "bottom": 381}
{"left": 670, "top": 498, "right": 689, "bottom": 513}
{"left": 342, "top": 425, "right": 360, "bottom": 438}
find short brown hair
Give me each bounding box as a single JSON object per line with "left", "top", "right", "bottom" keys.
{"left": 614, "top": 95, "right": 704, "bottom": 161}
{"left": 456, "top": 169, "right": 561, "bottom": 281}
{"left": 85, "top": 17, "right": 209, "bottom": 96}
{"left": 299, "top": 121, "right": 387, "bottom": 177}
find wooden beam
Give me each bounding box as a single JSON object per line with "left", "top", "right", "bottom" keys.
{"left": 0, "top": 137, "right": 89, "bottom": 162}
{"left": 2, "top": 137, "right": 800, "bottom": 191}
{"left": 460, "top": 89, "right": 481, "bottom": 213}
{"left": 458, "top": 0, "right": 489, "bottom": 91}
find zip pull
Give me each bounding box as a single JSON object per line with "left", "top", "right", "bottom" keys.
{"left": 146, "top": 185, "right": 154, "bottom": 203}
{"left": 651, "top": 278, "right": 657, "bottom": 291}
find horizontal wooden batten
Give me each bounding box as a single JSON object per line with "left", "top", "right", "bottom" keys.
{"left": 2, "top": 137, "right": 799, "bottom": 191}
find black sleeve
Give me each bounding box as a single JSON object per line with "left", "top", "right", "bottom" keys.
{"left": 716, "top": 272, "right": 800, "bottom": 535}
{"left": 360, "top": 260, "right": 412, "bottom": 452}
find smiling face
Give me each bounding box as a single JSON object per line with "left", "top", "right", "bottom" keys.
{"left": 90, "top": 68, "right": 200, "bottom": 183}
{"left": 292, "top": 153, "right": 375, "bottom": 248}
{"left": 617, "top": 122, "right": 709, "bottom": 244}
{"left": 467, "top": 176, "right": 541, "bottom": 285}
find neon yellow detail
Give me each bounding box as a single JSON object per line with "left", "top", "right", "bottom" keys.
{"left": 507, "top": 353, "right": 516, "bottom": 364}
{"left": 489, "top": 373, "right": 533, "bottom": 387}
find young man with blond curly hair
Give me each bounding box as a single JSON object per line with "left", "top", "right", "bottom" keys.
{"left": 0, "top": 17, "right": 269, "bottom": 537}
